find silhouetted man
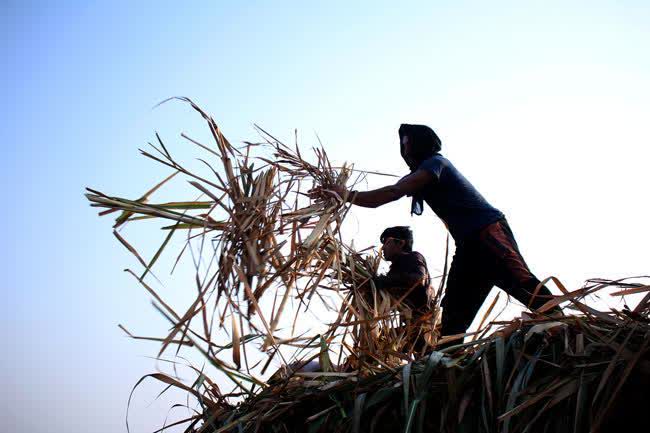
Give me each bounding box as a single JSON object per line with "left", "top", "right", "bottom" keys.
{"left": 325, "top": 124, "right": 557, "bottom": 344}
{"left": 373, "top": 226, "right": 431, "bottom": 316}
{"left": 373, "top": 226, "right": 433, "bottom": 353}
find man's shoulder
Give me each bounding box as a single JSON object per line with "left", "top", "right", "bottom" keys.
{"left": 418, "top": 154, "right": 449, "bottom": 174}
{"left": 405, "top": 251, "right": 430, "bottom": 278}
{"left": 407, "top": 251, "right": 427, "bottom": 264}
{"left": 421, "top": 154, "right": 446, "bottom": 164}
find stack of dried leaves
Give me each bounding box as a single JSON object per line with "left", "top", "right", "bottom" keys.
{"left": 208, "top": 284, "right": 649, "bottom": 433}
{"left": 86, "top": 99, "right": 650, "bottom": 433}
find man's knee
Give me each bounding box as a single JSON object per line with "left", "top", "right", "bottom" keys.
{"left": 522, "top": 278, "right": 556, "bottom": 310}
{"left": 440, "top": 307, "right": 471, "bottom": 336}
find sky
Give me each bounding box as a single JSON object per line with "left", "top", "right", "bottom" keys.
{"left": 2, "top": 1, "right": 649, "bottom": 432}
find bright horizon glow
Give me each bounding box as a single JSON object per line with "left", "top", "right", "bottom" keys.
{"left": 3, "top": 2, "right": 649, "bottom": 432}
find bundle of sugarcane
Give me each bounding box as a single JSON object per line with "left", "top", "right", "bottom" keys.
{"left": 86, "top": 98, "right": 432, "bottom": 424}
{"left": 197, "top": 279, "right": 650, "bottom": 433}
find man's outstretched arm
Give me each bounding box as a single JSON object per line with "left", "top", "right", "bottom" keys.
{"left": 332, "top": 169, "right": 434, "bottom": 208}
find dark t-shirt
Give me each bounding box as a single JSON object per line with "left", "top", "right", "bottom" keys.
{"left": 417, "top": 155, "right": 504, "bottom": 242}
{"left": 374, "top": 251, "right": 430, "bottom": 312}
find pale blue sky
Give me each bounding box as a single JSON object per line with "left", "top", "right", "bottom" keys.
{"left": 3, "top": 2, "right": 649, "bottom": 432}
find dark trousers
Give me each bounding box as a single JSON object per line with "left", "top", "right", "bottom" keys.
{"left": 440, "top": 219, "right": 555, "bottom": 338}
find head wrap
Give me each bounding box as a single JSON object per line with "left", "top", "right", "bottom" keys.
{"left": 398, "top": 124, "right": 442, "bottom": 215}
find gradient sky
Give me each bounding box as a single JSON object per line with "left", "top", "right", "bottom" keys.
{"left": 3, "top": 2, "right": 649, "bottom": 432}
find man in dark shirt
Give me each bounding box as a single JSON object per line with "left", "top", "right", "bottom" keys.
{"left": 323, "top": 124, "right": 558, "bottom": 347}
{"left": 373, "top": 226, "right": 431, "bottom": 315}
{"left": 372, "top": 226, "right": 433, "bottom": 354}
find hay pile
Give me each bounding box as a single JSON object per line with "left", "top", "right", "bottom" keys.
{"left": 208, "top": 296, "right": 649, "bottom": 433}
{"left": 87, "top": 99, "right": 650, "bottom": 433}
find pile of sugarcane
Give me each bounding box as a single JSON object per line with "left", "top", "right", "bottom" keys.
{"left": 86, "top": 99, "right": 650, "bottom": 433}
{"left": 206, "top": 296, "right": 649, "bottom": 433}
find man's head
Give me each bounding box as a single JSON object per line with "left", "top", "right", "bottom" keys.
{"left": 380, "top": 226, "right": 413, "bottom": 261}
{"left": 398, "top": 124, "right": 442, "bottom": 171}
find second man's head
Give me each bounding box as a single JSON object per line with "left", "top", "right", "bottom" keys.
{"left": 380, "top": 226, "right": 413, "bottom": 261}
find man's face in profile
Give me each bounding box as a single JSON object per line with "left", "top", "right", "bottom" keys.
{"left": 401, "top": 135, "right": 416, "bottom": 169}
{"left": 382, "top": 237, "right": 404, "bottom": 261}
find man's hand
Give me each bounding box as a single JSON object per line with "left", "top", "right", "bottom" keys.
{"left": 308, "top": 184, "right": 350, "bottom": 203}
{"left": 309, "top": 168, "right": 433, "bottom": 208}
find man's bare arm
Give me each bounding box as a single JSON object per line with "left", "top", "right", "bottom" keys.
{"left": 348, "top": 169, "right": 434, "bottom": 208}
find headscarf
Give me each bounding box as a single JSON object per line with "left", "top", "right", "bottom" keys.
{"left": 398, "top": 124, "right": 442, "bottom": 215}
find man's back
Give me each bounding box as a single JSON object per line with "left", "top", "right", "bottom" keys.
{"left": 417, "top": 155, "right": 504, "bottom": 241}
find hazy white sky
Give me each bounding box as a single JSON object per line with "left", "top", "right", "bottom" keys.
{"left": 2, "top": 2, "right": 649, "bottom": 432}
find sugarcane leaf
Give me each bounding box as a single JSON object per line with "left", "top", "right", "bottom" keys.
{"left": 495, "top": 335, "right": 505, "bottom": 404}
{"left": 232, "top": 313, "right": 241, "bottom": 370}
{"left": 352, "top": 393, "right": 366, "bottom": 433}
{"left": 364, "top": 386, "right": 397, "bottom": 410}
{"left": 402, "top": 362, "right": 412, "bottom": 416}
{"left": 141, "top": 221, "right": 177, "bottom": 280}
{"left": 319, "top": 336, "right": 333, "bottom": 373}
{"left": 592, "top": 325, "right": 636, "bottom": 405}
{"left": 307, "top": 414, "right": 328, "bottom": 433}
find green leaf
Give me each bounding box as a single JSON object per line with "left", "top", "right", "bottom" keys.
{"left": 364, "top": 386, "right": 397, "bottom": 411}
{"left": 141, "top": 221, "right": 177, "bottom": 280}
{"left": 403, "top": 362, "right": 412, "bottom": 416}
{"left": 319, "top": 335, "right": 333, "bottom": 373}
{"left": 353, "top": 393, "right": 366, "bottom": 433}
{"left": 405, "top": 352, "right": 444, "bottom": 433}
